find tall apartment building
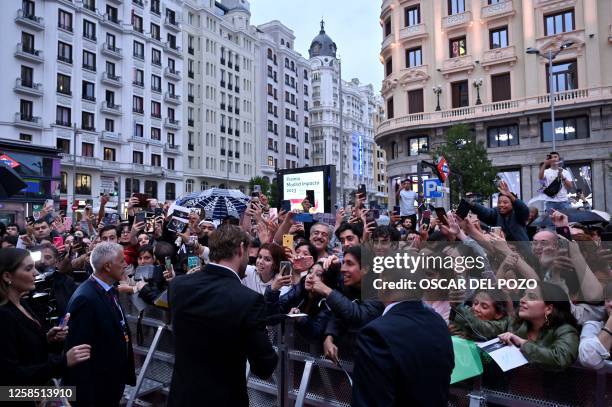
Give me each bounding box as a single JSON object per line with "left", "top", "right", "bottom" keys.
{"left": 181, "top": 0, "right": 257, "bottom": 193}
{"left": 376, "top": 0, "right": 612, "bottom": 211}
{"left": 309, "top": 21, "right": 382, "bottom": 205}
{"left": 254, "top": 20, "right": 311, "bottom": 182}
{"left": 0, "top": 0, "right": 186, "bottom": 216}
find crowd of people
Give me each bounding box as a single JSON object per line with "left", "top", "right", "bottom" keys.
{"left": 0, "top": 151, "right": 611, "bottom": 406}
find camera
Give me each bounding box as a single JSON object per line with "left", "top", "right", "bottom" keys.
{"left": 25, "top": 267, "right": 59, "bottom": 325}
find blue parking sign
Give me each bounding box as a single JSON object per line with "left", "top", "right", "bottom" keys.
{"left": 424, "top": 179, "right": 443, "bottom": 198}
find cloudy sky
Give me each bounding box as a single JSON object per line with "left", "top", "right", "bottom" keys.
{"left": 249, "top": 0, "right": 383, "bottom": 89}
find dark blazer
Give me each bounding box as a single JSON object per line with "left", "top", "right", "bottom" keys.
{"left": 0, "top": 301, "right": 66, "bottom": 386}
{"left": 469, "top": 198, "right": 530, "bottom": 241}
{"left": 352, "top": 301, "right": 454, "bottom": 407}
{"left": 63, "top": 277, "right": 136, "bottom": 407}
{"left": 168, "top": 263, "right": 278, "bottom": 407}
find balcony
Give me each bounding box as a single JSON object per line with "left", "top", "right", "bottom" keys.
{"left": 108, "top": 0, "right": 123, "bottom": 4}
{"left": 14, "top": 113, "right": 42, "bottom": 129}
{"left": 164, "top": 92, "right": 181, "bottom": 105}
{"left": 381, "top": 34, "right": 394, "bottom": 51}
{"left": 14, "top": 43, "right": 43, "bottom": 63}
{"left": 151, "top": 86, "right": 162, "bottom": 94}
{"left": 399, "top": 23, "right": 428, "bottom": 42}
{"left": 188, "top": 46, "right": 194, "bottom": 54}
{"left": 15, "top": 9, "right": 44, "bottom": 31}
{"left": 481, "top": 45, "right": 518, "bottom": 70}
{"left": 133, "top": 108, "right": 144, "bottom": 115}
{"left": 440, "top": 55, "right": 475, "bottom": 77}
{"left": 164, "top": 143, "right": 181, "bottom": 154}
{"left": 133, "top": 0, "right": 144, "bottom": 7}
{"left": 164, "top": 16, "right": 181, "bottom": 31}
{"left": 163, "top": 42, "right": 181, "bottom": 56}
{"left": 442, "top": 10, "right": 472, "bottom": 32}
{"left": 534, "top": 29, "right": 585, "bottom": 55}
{"left": 61, "top": 154, "right": 99, "bottom": 169}
{"left": 376, "top": 86, "right": 612, "bottom": 137}
{"left": 101, "top": 42, "right": 122, "bottom": 59}
{"left": 101, "top": 101, "right": 122, "bottom": 116}
{"left": 102, "top": 72, "right": 122, "bottom": 87}
{"left": 164, "top": 67, "right": 181, "bottom": 81}
{"left": 100, "top": 131, "right": 123, "bottom": 143}
{"left": 164, "top": 118, "right": 180, "bottom": 130}
{"left": 57, "top": 55, "right": 72, "bottom": 65}
{"left": 101, "top": 14, "right": 121, "bottom": 30}
{"left": 14, "top": 78, "right": 43, "bottom": 97}
{"left": 481, "top": 0, "right": 515, "bottom": 21}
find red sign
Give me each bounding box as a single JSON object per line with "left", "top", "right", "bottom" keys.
{"left": 71, "top": 205, "right": 78, "bottom": 210}
{"left": 0, "top": 154, "right": 20, "bottom": 168}
{"left": 437, "top": 156, "right": 450, "bottom": 182}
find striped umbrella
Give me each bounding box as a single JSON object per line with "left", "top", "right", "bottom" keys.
{"left": 174, "top": 188, "right": 250, "bottom": 220}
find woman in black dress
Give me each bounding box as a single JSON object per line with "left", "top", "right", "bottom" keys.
{"left": 0, "top": 248, "right": 90, "bottom": 386}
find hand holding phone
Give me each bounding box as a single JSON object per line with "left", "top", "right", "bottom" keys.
{"left": 434, "top": 207, "right": 449, "bottom": 226}
{"left": 280, "top": 261, "right": 293, "bottom": 277}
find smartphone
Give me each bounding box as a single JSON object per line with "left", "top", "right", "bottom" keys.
{"left": 393, "top": 206, "right": 400, "bottom": 215}
{"left": 434, "top": 207, "right": 449, "bottom": 226}
{"left": 145, "top": 213, "right": 156, "bottom": 233}
{"left": 63, "top": 217, "right": 73, "bottom": 231}
{"left": 253, "top": 184, "right": 262, "bottom": 194}
{"left": 165, "top": 256, "right": 173, "bottom": 270}
{"left": 293, "top": 256, "right": 314, "bottom": 271}
{"left": 357, "top": 184, "right": 366, "bottom": 197}
{"left": 305, "top": 189, "right": 315, "bottom": 206}
{"left": 53, "top": 236, "right": 64, "bottom": 248}
{"left": 103, "top": 212, "right": 118, "bottom": 225}
{"left": 26, "top": 216, "right": 35, "bottom": 225}
{"left": 268, "top": 208, "right": 278, "bottom": 218}
{"left": 154, "top": 207, "right": 163, "bottom": 217}
{"left": 370, "top": 209, "right": 380, "bottom": 220}
{"left": 456, "top": 199, "right": 470, "bottom": 219}
{"left": 44, "top": 199, "right": 54, "bottom": 209}
{"left": 135, "top": 211, "right": 146, "bottom": 224}
{"left": 282, "top": 234, "right": 294, "bottom": 249}
{"left": 187, "top": 256, "right": 200, "bottom": 270}
{"left": 295, "top": 213, "right": 313, "bottom": 223}
{"left": 491, "top": 226, "right": 503, "bottom": 238}
{"left": 280, "top": 261, "right": 293, "bottom": 277}
{"left": 133, "top": 193, "right": 150, "bottom": 208}
{"left": 422, "top": 210, "right": 431, "bottom": 226}
{"left": 281, "top": 200, "right": 291, "bottom": 212}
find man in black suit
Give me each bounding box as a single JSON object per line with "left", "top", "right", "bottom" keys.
{"left": 352, "top": 263, "right": 454, "bottom": 407}
{"left": 168, "top": 225, "right": 278, "bottom": 407}
{"left": 63, "top": 242, "right": 135, "bottom": 406}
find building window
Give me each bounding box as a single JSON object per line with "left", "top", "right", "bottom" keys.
{"left": 133, "top": 96, "right": 144, "bottom": 113}
{"left": 152, "top": 48, "right": 161, "bottom": 66}
{"left": 487, "top": 125, "right": 519, "bottom": 147}
{"left": 82, "top": 50, "right": 96, "bottom": 71}
{"left": 19, "top": 133, "right": 32, "bottom": 142}
{"left": 60, "top": 172, "right": 67, "bottom": 194}
{"left": 150, "top": 23, "right": 160, "bottom": 40}
{"left": 57, "top": 41, "right": 72, "bottom": 63}
{"left": 547, "top": 60, "right": 577, "bottom": 92}
{"left": 133, "top": 41, "right": 144, "bottom": 59}
{"left": 386, "top": 97, "right": 394, "bottom": 119}
{"left": 81, "top": 142, "right": 94, "bottom": 157}
{"left": 490, "top": 26, "right": 508, "bottom": 49}
{"left": 75, "top": 174, "right": 91, "bottom": 195}
{"left": 103, "top": 147, "right": 116, "bottom": 161}
{"left": 408, "top": 136, "right": 428, "bottom": 156}
{"left": 57, "top": 74, "right": 71, "bottom": 95}
{"left": 56, "top": 106, "right": 71, "bottom": 126}
{"left": 185, "top": 179, "right": 194, "bottom": 193}
{"left": 83, "top": 19, "right": 96, "bottom": 41}
{"left": 404, "top": 5, "right": 420, "bottom": 27}
{"left": 541, "top": 116, "right": 589, "bottom": 142}
{"left": 391, "top": 141, "right": 398, "bottom": 159}
{"left": 545, "top": 9, "right": 574, "bottom": 36}
{"left": 81, "top": 112, "right": 95, "bottom": 131}
{"left": 151, "top": 101, "right": 161, "bottom": 118}
{"left": 57, "top": 138, "right": 70, "bottom": 154}
{"left": 165, "top": 182, "right": 176, "bottom": 200}
{"left": 451, "top": 80, "right": 469, "bottom": 108}
{"left": 134, "top": 123, "right": 143, "bottom": 138}
{"left": 448, "top": 0, "right": 465, "bottom": 15}
{"left": 144, "top": 180, "right": 157, "bottom": 198}
{"left": 82, "top": 81, "right": 95, "bottom": 101}
{"left": 385, "top": 58, "right": 393, "bottom": 76}
{"left": 268, "top": 156, "right": 274, "bottom": 167}
{"left": 151, "top": 127, "right": 161, "bottom": 141}
{"left": 384, "top": 17, "right": 391, "bottom": 37}
{"left": 449, "top": 36, "right": 467, "bottom": 58}
{"left": 105, "top": 118, "right": 114, "bottom": 132}
{"left": 151, "top": 154, "right": 161, "bottom": 167}
{"left": 133, "top": 151, "right": 143, "bottom": 164}
{"left": 151, "top": 74, "right": 161, "bottom": 92}
{"left": 58, "top": 9, "right": 72, "bottom": 31}
{"left": 408, "top": 89, "right": 424, "bottom": 114}
{"left": 491, "top": 72, "right": 511, "bottom": 102}
{"left": 167, "top": 157, "right": 174, "bottom": 170}
{"left": 406, "top": 47, "right": 422, "bottom": 67}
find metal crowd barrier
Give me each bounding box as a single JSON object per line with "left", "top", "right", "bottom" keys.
{"left": 120, "top": 299, "right": 611, "bottom": 407}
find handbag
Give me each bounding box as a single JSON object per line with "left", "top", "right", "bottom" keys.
{"left": 543, "top": 176, "right": 562, "bottom": 197}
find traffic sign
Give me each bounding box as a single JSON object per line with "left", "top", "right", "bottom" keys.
{"left": 424, "top": 179, "right": 443, "bottom": 198}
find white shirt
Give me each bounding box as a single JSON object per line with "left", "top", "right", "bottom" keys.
{"left": 399, "top": 189, "right": 417, "bottom": 216}
{"left": 208, "top": 262, "right": 241, "bottom": 282}
{"left": 543, "top": 167, "right": 572, "bottom": 202}
{"left": 92, "top": 274, "right": 113, "bottom": 292}
{"left": 579, "top": 321, "right": 611, "bottom": 369}
{"left": 241, "top": 265, "right": 272, "bottom": 295}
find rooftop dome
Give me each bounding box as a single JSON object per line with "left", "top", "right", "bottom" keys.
{"left": 309, "top": 20, "right": 337, "bottom": 59}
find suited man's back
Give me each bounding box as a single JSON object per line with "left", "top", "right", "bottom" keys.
{"left": 352, "top": 301, "right": 454, "bottom": 407}
{"left": 168, "top": 263, "right": 278, "bottom": 407}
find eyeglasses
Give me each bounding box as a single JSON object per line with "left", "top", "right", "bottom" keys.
{"left": 531, "top": 240, "right": 554, "bottom": 248}
{"left": 311, "top": 230, "right": 329, "bottom": 238}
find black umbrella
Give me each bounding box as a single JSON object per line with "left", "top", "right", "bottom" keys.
{"left": 529, "top": 215, "right": 553, "bottom": 228}
{"left": 0, "top": 164, "right": 27, "bottom": 199}
{"left": 560, "top": 208, "right": 607, "bottom": 225}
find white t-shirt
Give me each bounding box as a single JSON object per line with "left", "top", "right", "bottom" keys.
{"left": 543, "top": 168, "right": 572, "bottom": 202}
{"left": 241, "top": 265, "right": 272, "bottom": 295}
{"left": 399, "top": 189, "right": 417, "bottom": 216}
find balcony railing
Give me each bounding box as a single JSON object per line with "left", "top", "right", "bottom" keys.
{"left": 101, "top": 101, "right": 122, "bottom": 115}
{"left": 376, "top": 86, "right": 612, "bottom": 137}
{"left": 15, "top": 43, "right": 43, "bottom": 63}
{"left": 164, "top": 143, "right": 180, "bottom": 153}
{"left": 164, "top": 92, "right": 181, "bottom": 104}
{"left": 100, "top": 131, "right": 122, "bottom": 143}
{"left": 442, "top": 10, "right": 472, "bottom": 32}
{"left": 481, "top": 0, "right": 515, "bottom": 20}
{"left": 163, "top": 42, "right": 181, "bottom": 55}
{"left": 101, "top": 42, "right": 122, "bottom": 59}
{"left": 101, "top": 14, "right": 121, "bottom": 28}
{"left": 399, "top": 23, "right": 427, "bottom": 41}
{"left": 164, "top": 118, "right": 180, "bottom": 129}
{"left": 164, "top": 67, "right": 181, "bottom": 80}
{"left": 15, "top": 9, "right": 44, "bottom": 30}
{"left": 164, "top": 16, "right": 180, "bottom": 30}
{"left": 14, "top": 78, "right": 43, "bottom": 96}
{"left": 14, "top": 112, "right": 42, "bottom": 128}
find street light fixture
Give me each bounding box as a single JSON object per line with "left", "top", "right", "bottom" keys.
{"left": 526, "top": 41, "right": 574, "bottom": 151}
{"left": 473, "top": 78, "right": 483, "bottom": 105}
{"left": 432, "top": 85, "right": 442, "bottom": 111}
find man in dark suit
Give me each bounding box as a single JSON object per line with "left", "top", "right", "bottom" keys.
{"left": 63, "top": 242, "right": 136, "bottom": 406}
{"left": 168, "top": 225, "right": 278, "bottom": 407}
{"left": 353, "top": 264, "right": 454, "bottom": 407}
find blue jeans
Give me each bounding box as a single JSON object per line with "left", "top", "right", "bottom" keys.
{"left": 545, "top": 201, "right": 571, "bottom": 212}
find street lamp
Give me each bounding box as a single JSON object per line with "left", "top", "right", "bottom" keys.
{"left": 526, "top": 41, "right": 574, "bottom": 151}
{"left": 433, "top": 85, "right": 442, "bottom": 111}
{"left": 473, "top": 78, "right": 483, "bottom": 105}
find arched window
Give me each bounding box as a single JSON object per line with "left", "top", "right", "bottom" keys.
{"left": 239, "top": 185, "right": 245, "bottom": 193}
{"left": 185, "top": 179, "right": 194, "bottom": 193}
{"left": 291, "top": 61, "right": 295, "bottom": 71}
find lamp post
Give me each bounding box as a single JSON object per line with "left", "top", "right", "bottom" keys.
{"left": 473, "top": 78, "right": 483, "bottom": 105}
{"left": 433, "top": 85, "right": 442, "bottom": 111}
{"left": 526, "top": 41, "right": 574, "bottom": 152}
